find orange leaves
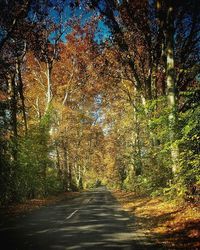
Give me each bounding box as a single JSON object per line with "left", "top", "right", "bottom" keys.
{"left": 113, "top": 190, "right": 200, "bottom": 249}
{"left": 0, "top": 90, "right": 7, "bottom": 101}
{"left": 1, "top": 192, "right": 80, "bottom": 217}
{"left": 20, "top": 21, "right": 108, "bottom": 189}
{"left": 188, "top": 228, "right": 200, "bottom": 239}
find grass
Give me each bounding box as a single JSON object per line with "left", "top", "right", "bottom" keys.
{"left": 112, "top": 190, "right": 200, "bottom": 250}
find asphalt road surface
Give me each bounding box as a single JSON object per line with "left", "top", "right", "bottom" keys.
{"left": 0, "top": 186, "right": 164, "bottom": 249}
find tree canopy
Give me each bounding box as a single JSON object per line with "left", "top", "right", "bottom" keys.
{"left": 0, "top": 0, "right": 199, "bottom": 204}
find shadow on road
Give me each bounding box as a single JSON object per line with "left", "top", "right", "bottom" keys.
{"left": 0, "top": 187, "right": 164, "bottom": 249}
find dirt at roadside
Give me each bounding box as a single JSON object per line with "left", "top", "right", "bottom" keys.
{"left": 112, "top": 190, "right": 200, "bottom": 250}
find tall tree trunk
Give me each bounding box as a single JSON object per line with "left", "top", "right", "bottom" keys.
{"left": 56, "top": 144, "right": 62, "bottom": 177}
{"left": 145, "top": 74, "right": 152, "bottom": 100}
{"left": 62, "top": 139, "right": 68, "bottom": 191}
{"left": 156, "top": 0, "right": 166, "bottom": 96}
{"left": 133, "top": 91, "right": 143, "bottom": 176}
{"left": 73, "top": 161, "right": 82, "bottom": 189}
{"left": 7, "top": 73, "right": 19, "bottom": 201}
{"left": 10, "top": 75, "right": 18, "bottom": 139}
{"left": 68, "top": 161, "right": 72, "bottom": 190}
{"left": 8, "top": 74, "right": 18, "bottom": 162}
{"left": 16, "top": 59, "right": 28, "bottom": 133}
{"left": 165, "top": 1, "right": 179, "bottom": 174}
{"left": 46, "top": 61, "right": 53, "bottom": 111}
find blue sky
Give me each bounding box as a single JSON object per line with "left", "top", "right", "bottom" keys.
{"left": 47, "top": 0, "right": 111, "bottom": 44}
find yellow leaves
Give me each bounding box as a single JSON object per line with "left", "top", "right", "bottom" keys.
{"left": 121, "top": 79, "right": 133, "bottom": 92}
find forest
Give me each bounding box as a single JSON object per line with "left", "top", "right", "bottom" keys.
{"left": 0, "top": 0, "right": 199, "bottom": 206}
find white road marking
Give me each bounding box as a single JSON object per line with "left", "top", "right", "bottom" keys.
{"left": 82, "top": 198, "right": 92, "bottom": 204}
{"left": 65, "top": 196, "right": 92, "bottom": 220}
{"left": 86, "top": 198, "right": 92, "bottom": 204}
{"left": 66, "top": 209, "right": 78, "bottom": 220}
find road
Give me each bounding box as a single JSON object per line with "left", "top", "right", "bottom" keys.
{"left": 0, "top": 187, "right": 163, "bottom": 249}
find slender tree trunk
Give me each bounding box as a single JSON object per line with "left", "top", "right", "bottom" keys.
{"left": 78, "top": 164, "right": 83, "bottom": 189}
{"left": 10, "top": 75, "right": 18, "bottom": 139}
{"left": 165, "top": 1, "right": 179, "bottom": 174}
{"left": 68, "top": 161, "right": 72, "bottom": 190}
{"left": 74, "top": 162, "right": 83, "bottom": 189}
{"left": 132, "top": 91, "right": 143, "bottom": 176}
{"left": 56, "top": 144, "right": 62, "bottom": 177}
{"left": 8, "top": 74, "right": 18, "bottom": 161}
{"left": 46, "top": 61, "right": 53, "bottom": 111}
{"left": 16, "top": 59, "right": 28, "bottom": 133}
{"left": 6, "top": 73, "right": 19, "bottom": 201}
{"left": 135, "top": 128, "right": 142, "bottom": 176}
{"left": 35, "top": 97, "right": 41, "bottom": 120}
{"left": 145, "top": 75, "right": 152, "bottom": 100}
{"left": 156, "top": 0, "right": 167, "bottom": 96}
{"left": 62, "top": 139, "right": 68, "bottom": 191}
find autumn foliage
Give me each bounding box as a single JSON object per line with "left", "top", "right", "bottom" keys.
{"left": 0, "top": 0, "right": 199, "bottom": 215}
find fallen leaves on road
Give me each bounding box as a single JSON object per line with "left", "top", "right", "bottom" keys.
{"left": 112, "top": 190, "right": 200, "bottom": 250}
{"left": 0, "top": 192, "right": 80, "bottom": 217}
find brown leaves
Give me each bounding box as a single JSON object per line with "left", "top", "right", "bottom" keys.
{"left": 0, "top": 192, "right": 80, "bottom": 217}
{"left": 112, "top": 190, "right": 200, "bottom": 249}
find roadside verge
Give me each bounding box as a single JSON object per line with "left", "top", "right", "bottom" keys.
{"left": 0, "top": 192, "right": 80, "bottom": 218}
{"left": 112, "top": 190, "right": 200, "bottom": 250}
